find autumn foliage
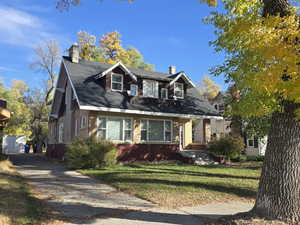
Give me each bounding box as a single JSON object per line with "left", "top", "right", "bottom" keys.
{"left": 77, "top": 31, "right": 154, "bottom": 71}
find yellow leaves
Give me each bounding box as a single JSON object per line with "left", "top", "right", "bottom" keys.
{"left": 77, "top": 31, "right": 154, "bottom": 71}
{"left": 209, "top": 1, "right": 300, "bottom": 117}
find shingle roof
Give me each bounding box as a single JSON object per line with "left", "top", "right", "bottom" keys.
{"left": 63, "top": 57, "right": 220, "bottom": 117}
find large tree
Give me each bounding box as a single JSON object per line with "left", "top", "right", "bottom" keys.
{"left": 29, "top": 40, "right": 61, "bottom": 152}
{"left": 207, "top": 0, "right": 300, "bottom": 222}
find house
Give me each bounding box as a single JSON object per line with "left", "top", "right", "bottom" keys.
{"left": 47, "top": 44, "right": 222, "bottom": 161}
{"left": 204, "top": 91, "right": 266, "bottom": 156}
{"left": 192, "top": 92, "right": 231, "bottom": 145}
{"left": 0, "top": 99, "right": 10, "bottom": 130}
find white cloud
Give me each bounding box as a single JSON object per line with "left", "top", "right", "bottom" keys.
{"left": 0, "top": 6, "right": 65, "bottom": 48}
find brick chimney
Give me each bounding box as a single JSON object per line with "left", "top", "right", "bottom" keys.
{"left": 169, "top": 66, "right": 176, "bottom": 74}
{"left": 69, "top": 43, "right": 79, "bottom": 63}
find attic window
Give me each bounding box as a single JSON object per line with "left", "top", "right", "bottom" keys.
{"left": 161, "top": 88, "right": 168, "bottom": 99}
{"left": 111, "top": 73, "right": 123, "bottom": 91}
{"left": 143, "top": 80, "right": 158, "bottom": 98}
{"left": 174, "top": 82, "right": 184, "bottom": 99}
{"left": 130, "top": 84, "right": 138, "bottom": 96}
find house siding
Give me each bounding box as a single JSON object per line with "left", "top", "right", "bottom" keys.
{"left": 88, "top": 110, "right": 188, "bottom": 145}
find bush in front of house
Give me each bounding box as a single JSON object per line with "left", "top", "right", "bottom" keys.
{"left": 246, "top": 155, "right": 265, "bottom": 162}
{"left": 208, "top": 136, "right": 244, "bottom": 161}
{"left": 66, "top": 137, "right": 117, "bottom": 169}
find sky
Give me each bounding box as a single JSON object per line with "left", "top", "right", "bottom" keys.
{"left": 0, "top": 0, "right": 226, "bottom": 89}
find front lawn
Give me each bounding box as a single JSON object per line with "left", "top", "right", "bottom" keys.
{"left": 80, "top": 162, "right": 262, "bottom": 208}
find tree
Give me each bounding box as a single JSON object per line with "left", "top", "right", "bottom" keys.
{"left": 198, "top": 76, "right": 220, "bottom": 100}
{"left": 77, "top": 31, "right": 154, "bottom": 71}
{"left": 207, "top": 0, "right": 300, "bottom": 222}
{"left": 30, "top": 40, "right": 61, "bottom": 153}
{"left": 0, "top": 80, "right": 31, "bottom": 137}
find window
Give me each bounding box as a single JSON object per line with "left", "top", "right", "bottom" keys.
{"left": 174, "top": 83, "right": 184, "bottom": 99}
{"left": 80, "top": 116, "right": 87, "bottom": 129}
{"left": 74, "top": 119, "right": 78, "bottom": 136}
{"left": 161, "top": 88, "right": 168, "bottom": 99}
{"left": 58, "top": 122, "right": 64, "bottom": 143}
{"left": 140, "top": 120, "right": 172, "bottom": 142}
{"left": 174, "top": 82, "right": 184, "bottom": 99}
{"left": 143, "top": 80, "right": 158, "bottom": 98}
{"left": 111, "top": 73, "right": 123, "bottom": 91}
{"left": 141, "top": 120, "right": 148, "bottom": 141}
{"left": 130, "top": 84, "right": 138, "bottom": 96}
{"left": 97, "top": 117, "right": 133, "bottom": 142}
{"left": 164, "top": 121, "right": 172, "bottom": 142}
{"left": 248, "top": 139, "right": 254, "bottom": 147}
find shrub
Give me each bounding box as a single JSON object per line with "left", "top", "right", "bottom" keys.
{"left": 246, "top": 155, "right": 265, "bottom": 162}
{"left": 66, "top": 137, "right": 117, "bottom": 169}
{"left": 208, "top": 136, "right": 245, "bottom": 161}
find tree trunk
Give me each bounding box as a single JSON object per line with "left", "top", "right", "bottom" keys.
{"left": 254, "top": 103, "right": 300, "bottom": 222}
{"left": 252, "top": 1, "right": 300, "bottom": 222}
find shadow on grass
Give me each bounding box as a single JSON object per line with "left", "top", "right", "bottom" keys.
{"left": 87, "top": 167, "right": 259, "bottom": 181}
{"left": 0, "top": 172, "right": 64, "bottom": 225}
{"left": 90, "top": 174, "right": 257, "bottom": 199}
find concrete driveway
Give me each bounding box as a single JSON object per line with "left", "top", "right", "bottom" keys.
{"left": 10, "top": 154, "right": 253, "bottom": 225}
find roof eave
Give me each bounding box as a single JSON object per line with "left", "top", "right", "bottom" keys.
{"left": 96, "top": 61, "right": 137, "bottom": 81}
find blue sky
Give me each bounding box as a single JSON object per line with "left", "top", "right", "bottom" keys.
{"left": 0, "top": 0, "right": 226, "bottom": 89}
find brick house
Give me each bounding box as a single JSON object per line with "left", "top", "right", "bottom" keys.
{"left": 47, "top": 44, "right": 222, "bottom": 161}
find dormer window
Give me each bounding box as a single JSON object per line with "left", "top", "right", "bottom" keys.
{"left": 174, "top": 82, "right": 184, "bottom": 99}
{"left": 111, "top": 73, "right": 123, "bottom": 91}
{"left": 143, "top": 80, "right": 158, "bottom": 98}
{"left": 161, "top": 88, "right": 168, "bottom": 99}
{"left": 130, "top": 84, "right": 138, "bottom": 96}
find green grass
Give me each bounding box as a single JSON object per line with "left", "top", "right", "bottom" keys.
{"left": 81, "top": 162, "right": 262, "bottom": 208}
{"left": 0, "top": 159, "right": 62, "bottom": 225}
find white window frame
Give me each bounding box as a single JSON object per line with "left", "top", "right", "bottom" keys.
{"left": 97, "top": 116, "right": 133, "bottom": 142}
{"left": 80, "top": 115, "right": 87, "bottom": 129}
{"left": 130, "top": 84, "right": 138, "bottom": 96}
{"left": 161, "top": 88, "right": 168, "bottom": 99}
{"left": 140, "top": 119, "right": 173, "bottom": 143}
{"left": 143, "top": 80, "right": 159, "bottom": 98}
{"left": 111, "top": 73, "right": 123, "bottom": 92}
{"left": 174, "top": 82, "right": 184, "bottom": 99}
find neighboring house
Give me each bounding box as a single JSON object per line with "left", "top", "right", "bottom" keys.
{"left": 204, "top": 91, "right": 266, "bottom": 156}
{"left": 47, "top": 44, "right": 222, "bottom": 160}
{"left": 245, "top": 136, "right": 267, "bottom": 156}
{"left": 0, "top": 99, "right": 10, "bottom": 130}
{"left": 192, "top": 92, "right": 231, "bottom": 145}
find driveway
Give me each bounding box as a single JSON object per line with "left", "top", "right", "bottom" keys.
{"left": 10, "top": 154, "right": 253, "bottom": 225}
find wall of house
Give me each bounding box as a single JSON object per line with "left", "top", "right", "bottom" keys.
{"left": 245, "top": 136, "right": 267, "bottom": 156}
{"left": 192, "top": 118, "right": 231, "bottom": 145}
{"left": 88, "top": 110, "right": 191, "bottom": 146}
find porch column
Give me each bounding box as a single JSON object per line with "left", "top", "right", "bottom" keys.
{"left": 184, "top": 119, "right": 193, "bottom": 148}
